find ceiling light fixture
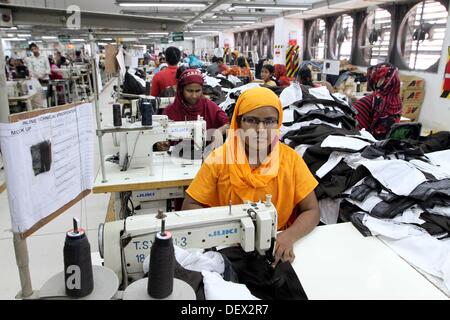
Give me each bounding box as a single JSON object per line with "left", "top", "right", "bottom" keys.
{"left": 231, "top": 3, "right": 311, "bottom": 10}
{"left": 118, "top": 2, "right": 206, "bottom": 8}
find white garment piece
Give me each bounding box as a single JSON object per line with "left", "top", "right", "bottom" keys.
{"left": 409, "top": 159, "right": 450, "bottom": 180}
{"left": 358, "top": 160, "right": 428, "bottom": 196}
{"left": 321, "top": 135, "right": 372, "bottom": 151}
{"left": 426, "top": 206, "right": 450, "bottom": 218}
{"left": 142, "top": 246, "right": 225, "bottom": 275}
{"left": 294, "top": 144, "right": 312, "bottom": 157}
{"left": 345, "top": 191, "right": 383, "bottom": 212}
{"left": 203, "top": 75, "right": 222, "bottom": 88}
{"left": 363, "top": 214, "right": 450, "bottom": 291}
{"left": 319, "top": 198, "right": 342, "bottom": 224}
{"left": 219, "top": 83, "right": 261, "bottom": 111}
{"left": 309, "top": 86, "right": 335, "bottom": 101}
{"left": 426, "top": 150, "right": 450, "bottom": 174}
{"left": 316, "top": 152, "right": 364, "bottom": 178}
{"left": 282, "top": 109, "right": 295, "bottom": 124}
{"left": 202, "top": 270, "right": 259, "bottom": 300}
{"left": 392, "top": 206, "right": 425, "bottom": 225}
{"left": 281, "top": 119, "right": 342, "bottom": 138}
{"left": 280, "top": 82, "right": 302, "bottom": 108}
{"left": 174, "top": 246, "right": 225, "bottom": 274}
{"left": 316, "top": 152, "right": 345, "bottom": 179}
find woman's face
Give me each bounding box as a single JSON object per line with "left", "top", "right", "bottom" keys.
{"left": 261, "top": 68, "right": 271, "bottom": 82}
{"left": 183, "top": 83, "right": 203, "bottom": 106}
{"left": 238, "top": 106, "right": 279, "bottom": 155}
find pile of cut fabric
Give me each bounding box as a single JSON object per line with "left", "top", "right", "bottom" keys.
{"left": 279, "top": 82, "right": 450, "bottom": 294}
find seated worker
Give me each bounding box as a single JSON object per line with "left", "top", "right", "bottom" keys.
{"left": 223, "top": 56, "right": 253, "bottom": 82}
{"left": 150, "top": 46, "right": 181, "bottom": 97}
{"left": 297, "top": 67, "right": 335, "bottom": 92}
{"left": 353, "top": 62, "right": 402, "bottom": 139}
{"left": 207, "top": 56, "right": 219, "bottom": 76}
{"left": 260, "top": 64, "right": 277, "bottom": 87}
{"left": 163, "top": 68, "right": 229, "bottom": 133}
{"left": 274, "top": 64, "right": 290, "bottom": 87}
{"left": 182, "top": 87, "right": 320, "bottom": 265}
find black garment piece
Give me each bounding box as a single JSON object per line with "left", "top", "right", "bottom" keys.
{"left": 218, "top": 247, "right": 308, "bottom": 300}
{"left": 292, "top": 109, "right": 357, "bottom": 130}
{"left": 265, "top": 85, "right": 285, "bottom": 96}
{"left": 283, "top": 124, "right": 360, "bottom": 147}
{"left": 300, "top": 143, "right": 369, "bottom": 199}
{"left": 350, "top": 177, "right": 381, "bottom": 202}
{"left": 370, "top": 197, "right": 416, "bottom": 219}
{"left": 217, "top": 77, "right": 235, "bottom": 89}
{"left": 409, "top": 179, "right": 450, "bottom": 201}
{"left": 416, "top": 213, "right": 450, "bottom": 238}
{"left": 415, "top": 131, "right": 450, "bottom": 153}
{"left": 292, "top": 95, "right": 357, "bottom": 117}
{"left": 350, "top": 212, "right": 373, "bottom": 237}
{"left": 361, "top": 139, "right": 425, "bottom": 160}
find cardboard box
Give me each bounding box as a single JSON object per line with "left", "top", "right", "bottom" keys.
{"left": 402, "top": 89, "right": 425, "bottom": 104}
{"left": 402, "top": 102, "right": 422, "bottom": 122}
{"left": 399, "top": 75, "right": 425, "bottom": 90}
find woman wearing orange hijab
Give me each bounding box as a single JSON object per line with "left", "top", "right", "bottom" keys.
{"left": 183, "top": 87, "right": 319, "bottom": 266}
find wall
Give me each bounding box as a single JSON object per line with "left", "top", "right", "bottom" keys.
{"left": 156, "top": 40, "right": 194, "bottom": 55}
{"left": 194, "top": 36, "right": 215, "bottom": 57}
{"left": 399, "top": 5, "right": 450, "bottom": 132}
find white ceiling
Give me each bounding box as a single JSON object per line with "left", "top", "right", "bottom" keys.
{"left": 3, "top": 0, "right": 413, "bottom": 37}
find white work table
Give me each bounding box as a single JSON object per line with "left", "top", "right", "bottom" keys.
{"left": 292, "top": 222, "right": 448, "bottom": 300}
{"left": 93, "top": 152, "right": 202, "bottom": 193}
{"left": 93, "top": 152, "right": 203, "bottom": 220}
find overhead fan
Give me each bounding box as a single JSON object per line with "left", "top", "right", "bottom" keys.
{"left": 331, "top": 14, "right": 353, "bottom": 60}
{"left": 259, "top": 28, "right": 271, "bottom": 59}
{"left": 307, "top": 18, "right": 326, "bottom": 60}
{"left": 397, "top": 0, "right": 448, "bottom": 70}
{"left": 358, "top": 8, "right": 392, "bottom": 64}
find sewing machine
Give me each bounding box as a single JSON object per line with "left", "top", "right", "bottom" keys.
{"left": 98, "top": 196, "right": 278, "bottom": 286}
{"left": 114, "top": 114, "right": 206, "bottom": 175}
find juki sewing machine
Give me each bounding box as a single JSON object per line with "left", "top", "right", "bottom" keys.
{"left": 98, "top": 196, "right": 278, "bottom": 286}
{"left": 114, "top": 114, "right": 206, "bottom": 175}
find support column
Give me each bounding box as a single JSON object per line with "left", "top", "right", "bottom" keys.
{"left": 273, "top": 17, "right": 304, "bottom": 65}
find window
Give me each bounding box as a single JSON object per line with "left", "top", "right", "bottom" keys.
{"left": 358, "top": 8, "right": 392, "bottom": 66}
{"left": 330, "top": 14, "right": 354, "bottom": 61}
{"left": 307, "top": 18, "right": 327, "bottom": 60}
{"left": 397, "top": 0, "right": 448, "bottom": 70}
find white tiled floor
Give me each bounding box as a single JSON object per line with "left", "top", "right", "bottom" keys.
{"left": 0, "top": 78, "right": 117, "bottom": 300}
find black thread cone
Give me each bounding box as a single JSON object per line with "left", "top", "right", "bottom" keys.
{"left": 147, "top": 233, "right": 175, "bottom": 299}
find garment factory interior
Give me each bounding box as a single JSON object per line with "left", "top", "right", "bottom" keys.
{"left": 0, "top": 0, "right": 450, "bottom": 301}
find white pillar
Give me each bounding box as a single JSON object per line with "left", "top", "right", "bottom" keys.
{"left": 273, "top": 17, "right": 304, "bottom": 65}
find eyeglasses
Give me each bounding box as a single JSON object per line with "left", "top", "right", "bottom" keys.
{"left": 241, "top": 116, "right": 278, "bottom": 128}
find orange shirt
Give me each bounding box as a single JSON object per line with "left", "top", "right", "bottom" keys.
{"left": 225, "top": 66, "right": 253, "bottom": 82}
{"left": 186, "top": 143, "right": 318, "bottom": 230}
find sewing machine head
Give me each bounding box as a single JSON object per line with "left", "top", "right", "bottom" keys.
{"left": 116, "top": 115, "right": 206, "bottom": 173}
{"left": 98, "top": 196, "right": 277, "bottom": 287}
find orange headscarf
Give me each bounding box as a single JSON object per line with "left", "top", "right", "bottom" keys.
{"left": 224, "top": 87, "right": 283, "bottom": 201}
